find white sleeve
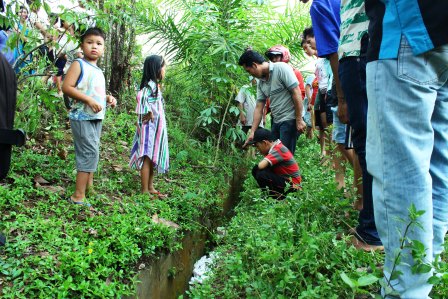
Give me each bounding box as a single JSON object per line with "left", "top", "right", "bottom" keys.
{"left": 234, "top": 88, "right": 246, "bottom": 104}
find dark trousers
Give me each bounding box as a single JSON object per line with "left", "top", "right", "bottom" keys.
{"left": 252, "top": 165, "right": 288, "bottom": 198}
{"left": 271, "top": 119, "right": 299, "bottom": 155}
{"left": 339, "top": 56, "right": 381, "bottom": 245}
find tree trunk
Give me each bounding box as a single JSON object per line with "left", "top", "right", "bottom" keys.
{"left": 107, "top": 3, "right": 136, "bottom": 97}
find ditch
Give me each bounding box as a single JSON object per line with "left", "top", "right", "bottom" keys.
{"left": 125, "top": 164, "right": 247, "bottom": 299}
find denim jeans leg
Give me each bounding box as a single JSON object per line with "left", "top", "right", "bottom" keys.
{"left": 339, "top": 57, "right": 381, "bottom": 245}
{"left": 431, "top": 82, "right": 448, "bottom": 260}
{"left": 273, "top": 119, "right": 298, "bottom": 155}
{"left": 271, "top": 122, "right": 281, "bottom": 141}
{"left": 366, "top": 38, "right": 448, "bottom": 298}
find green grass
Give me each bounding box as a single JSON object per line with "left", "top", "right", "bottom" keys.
{"left": 0, "top": 109, "right": 236, "bottom": 298}
{"left": 2, "top": 103, "right": 447, "bottom": 298}
{"left": 187, "top": 138, "right": 448, "bottom": 299}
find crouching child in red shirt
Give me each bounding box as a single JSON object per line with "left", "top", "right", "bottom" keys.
{"left": 249, "top": 128, "right": 302, "bottom": 199}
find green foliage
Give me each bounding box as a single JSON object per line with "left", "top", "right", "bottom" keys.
{"left": 187, "top": 140, "right": 448, "bottom": 298}
{"left": 141, "top": 0, "right": 311, "bottom": 146}
{"left": 15, "top": 78, "right": 64, "bottom": 134}
{"left": 187, "top": 138, "right": 384, "bottom": 298}
{"left": 0, "top": 105, "right": 235, "bottom": 297}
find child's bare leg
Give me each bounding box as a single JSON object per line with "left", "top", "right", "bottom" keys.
{"left": 320, "top": 111, "right": 328, "bottom": 158}
{"left": 55, "top": 75, "right": 63, "bottom": 95}
{"left": 331, "top": 143, "right": 345, "bottom": 190}
{"left": 311, "top": 108, "right": 315, "bottom": 132}
{"left": 147, "top": 161, "right": 155, "bottom": 192}
{"left": 141, "top": 157, "right": 151, "bottom": 193}
{"left": 320, "top": 111, "right": 328, "bottom": 129}
{"left": 335, "top": 144, "right": 354, "bottom": 190}
{"left": 319, "top": 129, "right": 326, "bottom": 156}
{"left": 339, "top": 145, "right": 354, "bottom": 167}
{"left": 72, "top": 171, "right": 90, "bottom": 201}
{"left": 146, "top": 160, "right": 167, "bottom": 198}
{"left": 353, "top": 153, "right": 363, "bottom": 210}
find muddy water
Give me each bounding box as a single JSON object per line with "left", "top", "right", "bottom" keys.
{"left": 126, "top": 165, "right": 247, "bottom": 299}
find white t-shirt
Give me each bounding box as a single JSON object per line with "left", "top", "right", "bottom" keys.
{"left": 235, "top": 86, "right": 263, "bottom": 127}
{"left": 28, "top": 8, "right": 49, "bottom": 29}
{"left": 315, "top": 58, "right": 327, "bottom": 93}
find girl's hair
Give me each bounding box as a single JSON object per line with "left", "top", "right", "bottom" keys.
{"left": 140, "top": 55, "right": 165, "bottom": 93}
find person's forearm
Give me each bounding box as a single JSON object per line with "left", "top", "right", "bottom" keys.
{"left": 305, "top": 86, "right": 312, "bottom": 101}
{"left": 62, "top": 86, "right": 93, "bottom": 104}
{"left": 292, "top": 88, "right": 303, "bottom": 120}
{"left": 258, "top": 159, "right": 269, "bottom": 170}
{"left": 328, "top": 52, "right": 345, "bottom": 105}
{"left": 34, "top": 22, "right": 47, "bottom": 37}
{"left": 251, "top": 103, "right": 264, "bottom": 131}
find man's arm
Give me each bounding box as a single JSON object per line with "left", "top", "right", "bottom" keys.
{"left": 305, "top": 85, "right": 313, "bottom": 111}
{"left": 305, "top": 84, "right": 312, "bottom": 101}
{"left": 291, "top": 86, "right": 306, "bottom": 133}
{"left": 257, "top": 159, "right": 270, "bottom": 170}
{"left": 328, "top": 52, "right": 349, "bottom": 124}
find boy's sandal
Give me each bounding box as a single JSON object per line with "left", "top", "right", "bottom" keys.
{"left": 67, "top": 197, "right": 92, "bottom": 207}
{"left": 67, "top": 197, "right": 103, "bottom": 215}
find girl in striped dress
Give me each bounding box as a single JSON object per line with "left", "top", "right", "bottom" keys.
{"left": 129, "top": 55, "right": 169, "bottom": 198}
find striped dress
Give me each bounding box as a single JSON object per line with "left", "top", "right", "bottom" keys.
{"left": 129, "top": 81, "right": 169, "bottom": 173}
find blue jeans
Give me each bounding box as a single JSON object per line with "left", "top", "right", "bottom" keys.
{"left": 339, "top": 56, "right": 381, "bottom": 246}
{"left": 366, "top": 37, "right": 448, "bottom": 298}
{"left": 271, "top": 119, "right": 298, "bottom": 155}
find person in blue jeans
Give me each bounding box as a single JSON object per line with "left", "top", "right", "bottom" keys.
{"left": 366, "top": 0, "right": 448, "bottom": 297}
{"left": 337, "top": 0, "right": 382, "bottom": 251}
{"left": 301, "top": 0, "right": 382, "bottom": 250}
{"left": 238, "top": 49, "right": 306, "bottom": 155}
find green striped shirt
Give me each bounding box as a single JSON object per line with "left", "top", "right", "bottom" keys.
{"left": 338, "top": 0, "right": 369, "bottom": 59}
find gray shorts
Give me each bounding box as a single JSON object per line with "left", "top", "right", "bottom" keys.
{"left": 70, "top": 119, "right": 102, "bottom": 172}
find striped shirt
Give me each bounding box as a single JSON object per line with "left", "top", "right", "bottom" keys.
{"left": 338, "top": 0, "right": 369, "bottom": 59}
{"left": 129, "top": 80, "right": 169, "bottom": 173}
{"left": 264, "top": 140, "right": 301, "bottom": 188}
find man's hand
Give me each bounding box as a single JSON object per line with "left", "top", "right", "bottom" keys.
{"left": 87, "top": 98, "right": 103, "bottom": 113}
{"left": 142, "top": 111, "right": 154, "bottom": 123}
{"left": 243, "top": 130, "right": 255, "bottom": 148}
{"left": 337, "top": 100, "right": 349, "bottom": 124}
{"left": 107, "top": 95, "right": 117, "bottom": 108}
{"left": 307, "top": 103, "right": 313, "bottom": 112}
{"left": 296, "top": 118, "right": 306, "bottom": 133}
